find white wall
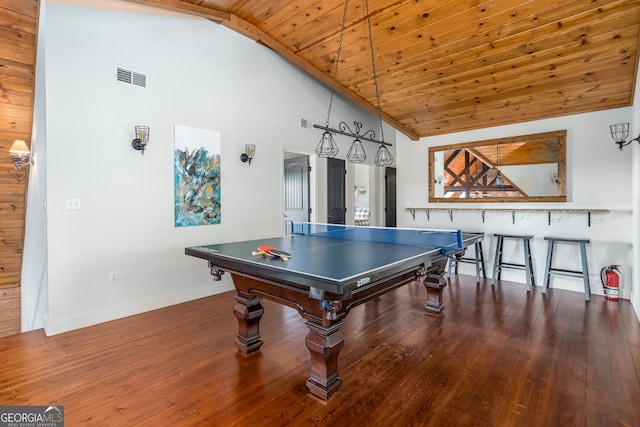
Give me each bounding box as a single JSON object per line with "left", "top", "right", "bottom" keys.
{"left": 500, "top": 163, "right": 557, "bottom": 197}
{"left": 397, "top": 108, "right": 635, "bottom": 300}
{"left": 39, "top": 0, "right": 391, "bottom": 335}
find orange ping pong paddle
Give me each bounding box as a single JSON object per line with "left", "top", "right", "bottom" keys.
{"left": 252, "top": 245, "right": 291, "bottom": 261}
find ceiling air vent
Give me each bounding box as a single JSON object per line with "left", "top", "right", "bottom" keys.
{"left": 116, "top": 67, "right": 147, "bottom": 88}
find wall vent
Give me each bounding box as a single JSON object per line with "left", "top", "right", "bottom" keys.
{"left": 300, "top": 118, "right": 313, "bottom": 129}
{"left": 116, "top": 67, "right": 147, "bottom": 88}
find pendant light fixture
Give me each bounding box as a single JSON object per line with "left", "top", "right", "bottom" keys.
{"left": 313, "top": 0, "right": 393, "bottom": 166}
{"left": 347, "top": 138, "right": 367, "bottom": 163}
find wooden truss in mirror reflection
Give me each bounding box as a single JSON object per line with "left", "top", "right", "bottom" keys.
{"left": 429, "top": 130, "right": 566, "bottom": 203}
{"left": 441, "top": 147, "right": 527, "bottom": 198}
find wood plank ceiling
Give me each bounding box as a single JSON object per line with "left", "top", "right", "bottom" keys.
{"left": 129, "top": 0, "right": 640, "bottom": 140}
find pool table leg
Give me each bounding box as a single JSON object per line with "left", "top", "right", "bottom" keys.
{"left": 305, "top": 321, "right": 344, "bottom": 400}
{"left": 420, "top": 270, "right": 448, "bottom": 313}
{"left": 233, "top": 294, "right": 264, "bottom": 355}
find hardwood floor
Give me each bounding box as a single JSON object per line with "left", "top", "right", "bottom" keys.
{"left": 0, "top": 275, "right": 638, "bottom": 426}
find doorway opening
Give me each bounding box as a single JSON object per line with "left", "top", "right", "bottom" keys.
{"left": 284, "top": 152, "right": 311, "bottom": 226}
{"left": 354, "top": 164, "right": 371, "bottom": 226}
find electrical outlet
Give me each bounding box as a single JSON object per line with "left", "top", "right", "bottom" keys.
{"left": 65, "top": 198, "right": 82, "bottom": 211}
{"left": 109, "top": 271, "right": 119, "bottom": 284}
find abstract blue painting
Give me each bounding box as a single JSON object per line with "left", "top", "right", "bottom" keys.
{"left": 174, "top": 125, "right": 221, "bottom": 227}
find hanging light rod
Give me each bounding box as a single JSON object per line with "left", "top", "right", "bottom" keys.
{"left": 313, "top": 122, "right": 392, "bottom": 146}
{"left": 314, "top": 0, "right": 394, "bottom": 167}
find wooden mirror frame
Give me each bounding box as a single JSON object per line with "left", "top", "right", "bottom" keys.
{"left": 428, "top": 130, "right": 566, "bottom": 203}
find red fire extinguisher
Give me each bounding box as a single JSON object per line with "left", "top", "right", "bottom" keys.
{"left": 600, "top": 265, "right": 621, "bottom": 301}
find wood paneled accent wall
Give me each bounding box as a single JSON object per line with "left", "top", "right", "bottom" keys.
{"left": 0, "top": 0, "right": 39, "bottom": 336}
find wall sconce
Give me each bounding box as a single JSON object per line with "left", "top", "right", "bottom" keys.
{"left": 9, "top": 139, "right": 31, "bottom": 170}
{"left": 240, "top": 144, "right": 255, "bottom": 165}
{"left": 610, "top": 122, "right": 640, "bottom": 150}
{"left": 131, "top": 125, "right": 150, "bottom": 155}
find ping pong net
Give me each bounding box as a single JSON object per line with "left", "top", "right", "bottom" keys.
{"left": 289, "top": 222, "right": 463, "bottom": 252}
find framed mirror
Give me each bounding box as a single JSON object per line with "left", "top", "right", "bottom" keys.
{"left": 429, "top": 130, "right": 566, "bottom": 203}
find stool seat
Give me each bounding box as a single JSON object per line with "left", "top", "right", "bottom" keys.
{"left": 447, "top": 234, "right": 486, "bottom": 283}
{"left": 491, "top": 234, "right": 535, "bottom": 290}
{"left": 493, "top": 233, "right": 534, "bottom": 240}
{"left": 544, "top": 236, "right": 590, "bottom": 244}
{"left": 543, "top": 236, "right": 591, "bottom": 301}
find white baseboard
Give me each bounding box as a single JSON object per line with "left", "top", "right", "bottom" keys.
{"left": 632, "top": 290, "right": 640, "bottom": 323}
{"left": 44, "top": 283, "right": 233, "bottom": 336}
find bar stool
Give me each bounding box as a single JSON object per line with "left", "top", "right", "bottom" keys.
{"left": 491, "top": 234, "right": 535, "bottom": 290}
{"left": 542, "top": 236, "right": 591, "bottom": 301}
{"left": 447, "top": 234, "right": 486, "bottom": 283}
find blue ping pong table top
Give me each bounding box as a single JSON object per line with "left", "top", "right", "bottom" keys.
{"left": 289, "top": 222, "right": 463, "bottom": 250}
{"left": 187, "top": 224, "right": 474, "bottom": 294}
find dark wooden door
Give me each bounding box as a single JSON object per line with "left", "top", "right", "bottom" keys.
{"left": 284, "top": 155, "right": 310, "bottom": 223}
{"left": 327, "top": 157, "right": 345, "bottom": 224}
{"left": 385, "top": 167, "right": 397, "bottom": 227}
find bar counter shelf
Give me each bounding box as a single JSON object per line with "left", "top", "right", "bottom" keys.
{"left": 404, "top": 207, "right": 617, "bottom": 227}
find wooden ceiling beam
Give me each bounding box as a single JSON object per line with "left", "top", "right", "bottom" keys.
{"left": 120, "top": 0, "right": 231, "bottom": 21}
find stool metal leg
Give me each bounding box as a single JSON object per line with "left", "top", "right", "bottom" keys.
{"left": 580, "top": 242, "right": 591, "bottom": 301}
{"left": 445, "top": 242, "right": 485, "bottom": 283}
{"left": 542, "top": 239, "right": 554, "bottom": 294}
{"left": 477, "top": 242, "right": 486, "bottom": 279}
{"left": 523, "top": 239, "right": 532, "bottom": 291}
{"left": 527, "top": 239, "right": 535, "bottom": 286}
{"left": 473, "top": 243, "right": 480, "bottom": 283}
{"left": 491, "top": 236, "right": 503, "bottom": 285}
